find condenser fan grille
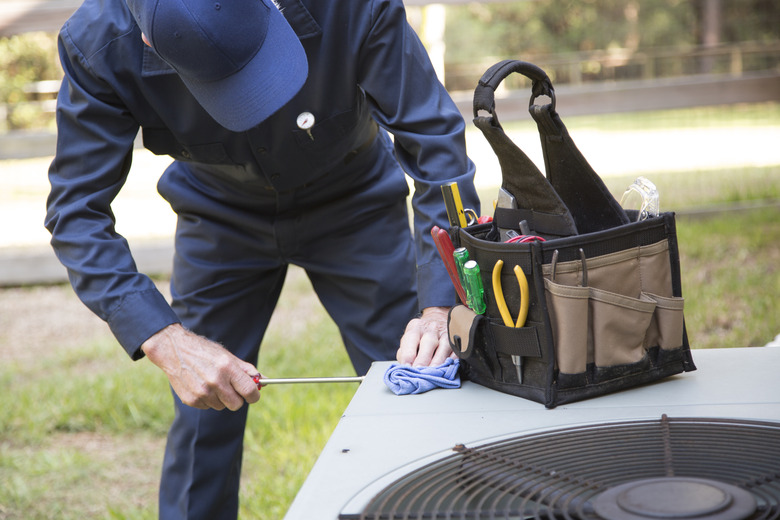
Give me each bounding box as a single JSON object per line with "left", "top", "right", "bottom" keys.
{"left": 341, "top": 416, "right": 780, "bottom": 520}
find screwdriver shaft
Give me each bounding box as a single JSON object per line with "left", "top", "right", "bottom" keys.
{"left": 255, "top": 376, "right": 365, "bottom": 386}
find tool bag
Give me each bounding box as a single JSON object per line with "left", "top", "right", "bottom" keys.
{"left": 447, "top": 60, "right": 696, "bottom": 408}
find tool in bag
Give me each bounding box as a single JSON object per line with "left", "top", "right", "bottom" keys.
{"left": 446, "top": 60, "right": 696, "bottom": 408}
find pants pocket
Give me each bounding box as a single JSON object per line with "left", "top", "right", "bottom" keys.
{"left": 544, "top": 278, "right": 590, "bottom": 374}
{"left": 590, "top": 288, "right": 657, "bottom": 367}
{"left": 644, "top": 293, "right": 685, "bottom": 350}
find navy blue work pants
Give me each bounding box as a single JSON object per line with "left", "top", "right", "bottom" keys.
{"left": 155, "top": 138, "right": 418, "bottom": 519}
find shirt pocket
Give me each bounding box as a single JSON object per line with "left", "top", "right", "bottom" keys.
{"left": 142, "top": 127, "right": 229, "bottom": 162}
{"left": 142, "top": 127, "right": 256, "bottom": 182}
{"left": 290, "top": 93, "right": 372, "bottom": 171}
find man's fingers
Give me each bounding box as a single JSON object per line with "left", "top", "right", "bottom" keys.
{"left": 413, "top": 327, "right": 439, "bottom": 366}
{"left": 186, "top": 380, "right": 249, "bottom": 412}
{"left": 203, "top": 397, "right": 227, "bottom": 411}
{"left": 168, "top": 362, "right": 258, "bottom": 411}
{"left": 429, "top": 333, "right": 453, "bottom": 366}
{"left": 171, "top": 381, "right": 224, "bottom": 410}
{"left": 397, "top": 320, "right": 423, "bottom": 364}
{"left": 215, "top": 389, "right": 246, "bottom": 412}
{"left": 397, "top": 312, "right": 452, "bottom": 367}
{"left": 234, "top": 367, "right": 262, "bottom": 405}
{"left": 210, "top": 365, "right": 261, "bottom": 411}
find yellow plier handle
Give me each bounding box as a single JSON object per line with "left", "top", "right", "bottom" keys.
{"left": 513, "top": 265, "right": 529, "bottom": 327}
{"left": 492, "top": 260, "right": 529, "bottom": 328}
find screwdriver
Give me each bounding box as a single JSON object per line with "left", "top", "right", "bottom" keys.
{"left": 441, "top": 182, "right": 469, "bottom": 228}
{"left": 462, "top": 260, "right": 487, "bottom": 314}
{"left": 253, "top": 375, "right": 365, "bottom": 387}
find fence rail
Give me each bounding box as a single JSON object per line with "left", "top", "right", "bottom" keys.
{"left": 444, "top": 41, "right": 780, "bottom": 91}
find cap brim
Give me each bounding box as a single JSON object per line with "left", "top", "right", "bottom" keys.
{"left": 180, "top": 6, "right": 308, "bottom": 132}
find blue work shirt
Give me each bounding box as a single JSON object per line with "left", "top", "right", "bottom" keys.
{"left": 46, "top": 0, "right": 479, "bottom": 359}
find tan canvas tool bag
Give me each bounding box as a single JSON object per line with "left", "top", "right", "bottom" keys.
{"left": 447, "top": 60, "right": 696, "bottom": 408}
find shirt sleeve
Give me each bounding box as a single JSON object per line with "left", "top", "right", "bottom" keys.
{"left": 357, "top": 0, "right": 480, "bottom": 310}
{"left": 45, "top": 24, "right": 180, "bottom": 359}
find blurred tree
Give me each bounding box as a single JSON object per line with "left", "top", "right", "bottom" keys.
{"left": 445, "top": 0, "right": 697, "bottom": 60}
{"left": 715, "top": 0, "right": 778, "bottom": 43}
{"left": 443, "top": 0, "right": 778, "bottom": 88}
{"left": 0, "top": 31, "right": 61, "bottom": 129}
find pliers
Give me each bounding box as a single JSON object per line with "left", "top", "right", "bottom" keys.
{"left": 491, "top": 259, "right": 529, "bottom": 328}
{"left": 492, "top": 259, "right": 529, "bottom": 383}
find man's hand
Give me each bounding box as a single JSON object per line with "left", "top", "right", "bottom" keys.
{"left": 396, "top": 306, "right": 454, "bottom": 367}
{"left": 141, "top": 323, "right": 261, "bottom": 411}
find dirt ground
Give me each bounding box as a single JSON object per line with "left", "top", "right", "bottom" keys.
{"left": 0, "top": 280, "right": 170, "bottom": 364}
{"left": 1, "top": 284, "right": 109, "bottom": 362}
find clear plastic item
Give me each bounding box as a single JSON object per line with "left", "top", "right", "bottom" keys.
{"left": 620, "top": 176, "right": 659, "bottom": 221}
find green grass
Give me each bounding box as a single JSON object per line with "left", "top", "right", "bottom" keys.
{"left": 677, "top": 207, "right": 780, "bottom": 349}
{"left": 1, "top": 102, "right": 779, "bottom": 519}
{"left": 502, "top": 101, "right": 780, "bottom": 133}
{"left": 600, "top": 165, "right": 780, "bottom": 210}
{"left": 2, "top": 341, "right": 170, "bottom": 440}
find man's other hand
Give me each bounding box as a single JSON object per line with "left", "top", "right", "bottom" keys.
{"left": 396, "top": 306, "right": 454, "bottom": 367}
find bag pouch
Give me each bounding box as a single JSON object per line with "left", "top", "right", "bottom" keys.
{"left": 448, "top": 305, "right": 482, "bottom": 360}
{"left": 541, "top": 239, "right": 685, "bottom": 374}
{"left": 645, "top": 293, "right": 686, "bottom": 350}
{"left": 590, "top": 288, "right": 656, "bottom": 367}
{"left": 541, "top": 239, "right": 673, "bottom": 298}
{"left": 448, "top": 304, "right": 544, "bottom": 384}
{"left": 448, "top": 305, "right": 502, "bottom": 380}
{"left": 543, "top": 278, "right": 590, "bottom": 374}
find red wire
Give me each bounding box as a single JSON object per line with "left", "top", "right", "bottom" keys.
{"left": 505, "top": 235, "right": 546, "bottom": 244}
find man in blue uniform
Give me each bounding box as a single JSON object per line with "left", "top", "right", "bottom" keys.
{"left": 46, "top": 0, "right": 479, "bottom": 517}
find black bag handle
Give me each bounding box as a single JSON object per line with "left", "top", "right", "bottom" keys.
{"left": 473, "top": 59, "right": 555, "bottom": 119}
{"left": 472, "top": 59, "right": 630, "bottom": 234}
{"left": 472, "top": 61, "right": 578, "bottom": 239}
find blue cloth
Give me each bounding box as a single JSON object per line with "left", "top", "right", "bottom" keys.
{"left": 384, "top": 358, "right": 461, "bottom": 395}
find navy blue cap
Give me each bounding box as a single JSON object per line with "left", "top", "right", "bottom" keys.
{"left": 127, "top": 0, "right": 308, "bottom": 131}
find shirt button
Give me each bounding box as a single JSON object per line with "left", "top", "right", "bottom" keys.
{"left": 256, "top": 147, "right": 267, "bottom": 154}
{"left": 181, "top": 149, "right": 191, "bottom": 158}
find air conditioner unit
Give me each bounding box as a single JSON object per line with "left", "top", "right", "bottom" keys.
{"left": 285, "top": 347, "right": 780, "bottom": 520}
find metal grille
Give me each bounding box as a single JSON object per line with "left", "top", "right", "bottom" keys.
{"left": 341, "top": 416, "right": 780, "bottom": 520}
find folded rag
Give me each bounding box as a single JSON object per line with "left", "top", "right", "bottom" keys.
{"left": 383, "top": 358, "right": 461, "bottom": 395}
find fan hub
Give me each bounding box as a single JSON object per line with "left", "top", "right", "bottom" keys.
{"left": 593, "top": 477, "right": 757, "bottom": 520}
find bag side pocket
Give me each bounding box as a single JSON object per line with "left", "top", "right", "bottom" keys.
{"left": 448, "top": 305, "right": 481, "bottom": 360}
{"left": 590, "top": 288, "right": 657, "bottom": 367}
{"left": 447, "top": 304, "right": 501, "bottom": 379}
{"left": 543, "top": 278, "right": 590, "bottom": 374}
{"left": 644, "top": 293, "right": 685, "bottom": 350}
{"left": 543, "top": 247, "right": 640, "bottom": 297}
{"left": 638, "top": 239, "right": 675, "bottom": 297}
